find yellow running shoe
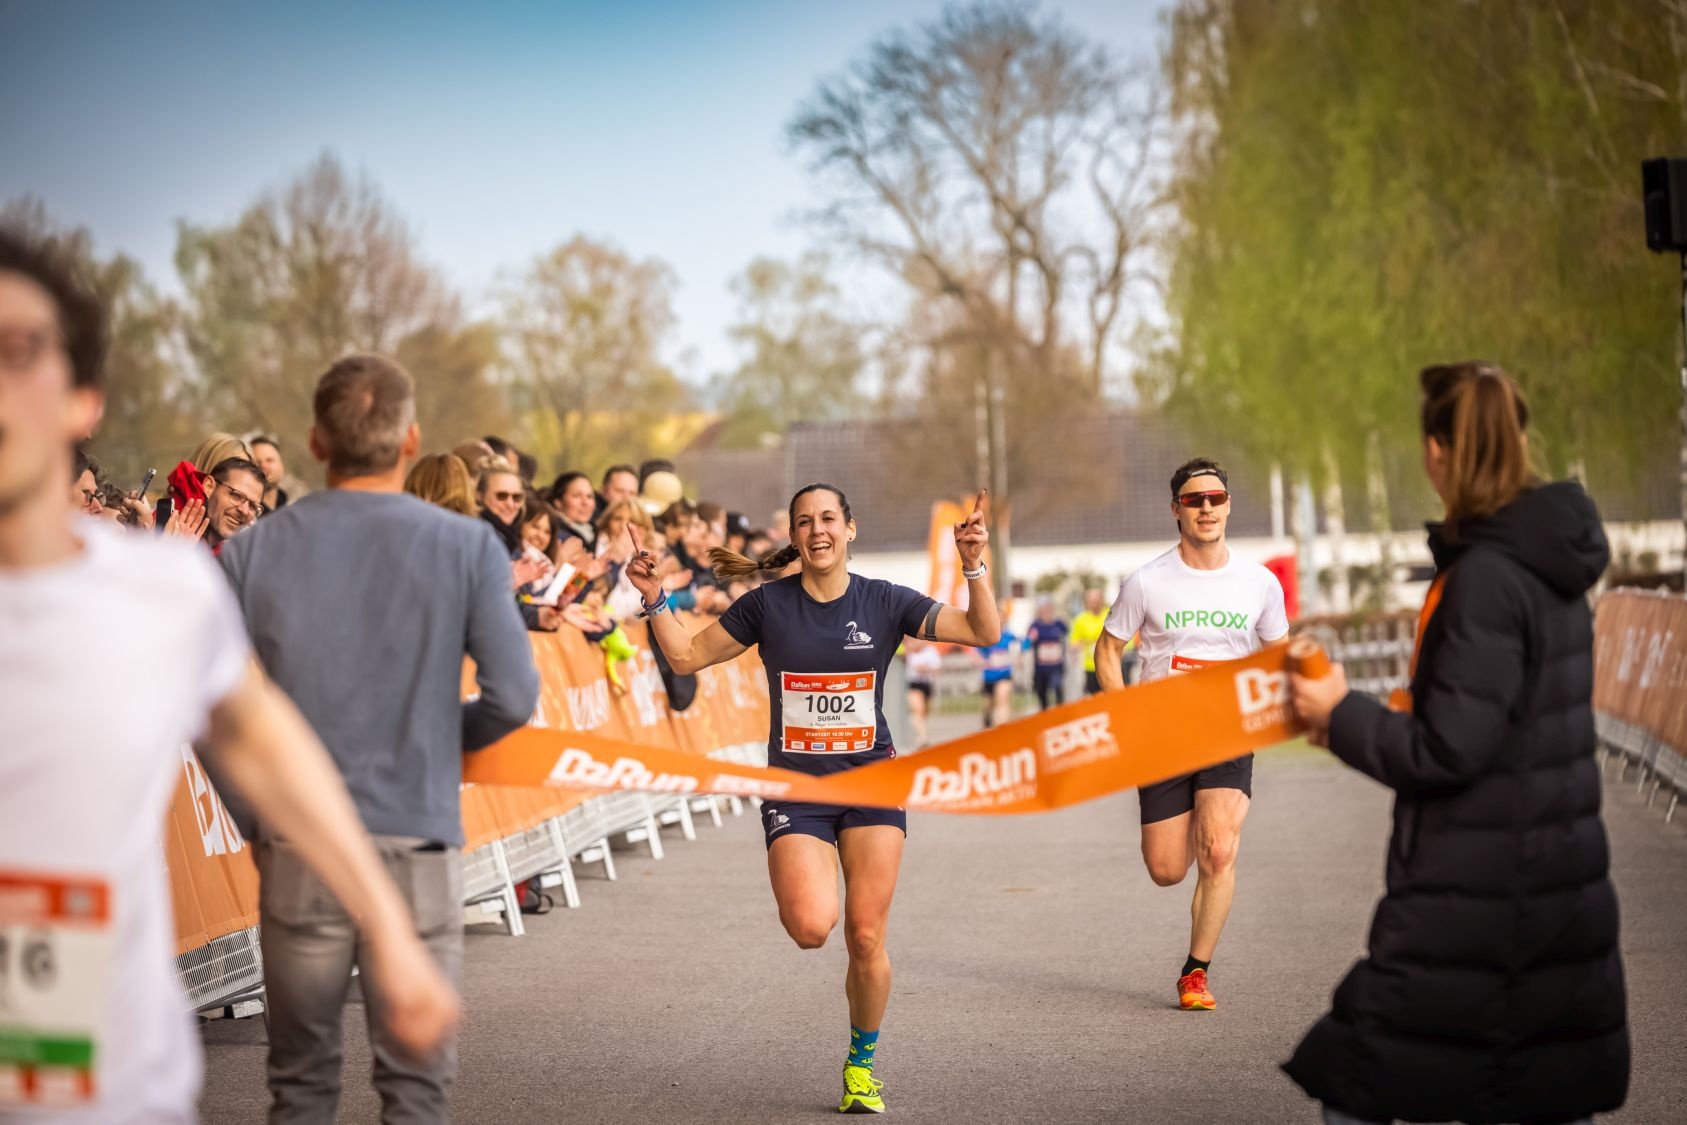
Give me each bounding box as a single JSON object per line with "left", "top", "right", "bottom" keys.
{"left": 839, "top": 1064, "right": 886, "bottom": 1114}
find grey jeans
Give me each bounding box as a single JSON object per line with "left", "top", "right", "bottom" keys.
{"left": 257, "top": 837, "right": 464, "bottom": 1125}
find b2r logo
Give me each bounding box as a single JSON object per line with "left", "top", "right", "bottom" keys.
{"left": 1234, "top": 668, "right": 1290, "bottom": 731}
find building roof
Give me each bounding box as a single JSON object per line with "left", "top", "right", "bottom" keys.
{"left": 676, "top": 409, "right": 1676, "bottom": 550}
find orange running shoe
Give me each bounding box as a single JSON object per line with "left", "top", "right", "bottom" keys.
{"left": 1177, "top": 967, "right": 1216, "bottom": 1011}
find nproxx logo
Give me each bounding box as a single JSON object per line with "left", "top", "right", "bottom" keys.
{"left": 1165, "top": 610, "right": 1250, "bottom": 631}
{"left": 1234, "top": 668, "right": 1290, "bottom": 732}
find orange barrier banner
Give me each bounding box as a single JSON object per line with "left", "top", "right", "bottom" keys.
{"left": 1593, "top": 588, "right": 1687, "bottom": 751}
{"left": 465, "top": 644, "right": 1310, "bottom": 813}
{"left": 171, "top": 617, "right": 771, "bottom": 952}
{"left": 163, "top": 746, "right": 259, "bottom": 956}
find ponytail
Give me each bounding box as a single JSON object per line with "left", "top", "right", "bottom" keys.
{"left": 1419, "top": 361, "right": 1536, "bottom": 536}
{"left": 709, "top": 544, "right": 800, "bottom": 583}
{"left": 708, "top": 482, "right": 853, "bottom": 582}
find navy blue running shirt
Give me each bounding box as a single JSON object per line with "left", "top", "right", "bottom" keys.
{"left": 719, "top": 574, "right": 937, "bottom": 775}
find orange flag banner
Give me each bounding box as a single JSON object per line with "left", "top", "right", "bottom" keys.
{"left": 464, "top": 642, "right": 1318, "bottom": 814}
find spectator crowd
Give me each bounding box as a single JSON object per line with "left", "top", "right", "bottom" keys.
{"left": 73, "top": 426, "right": 789, "bottom": 667}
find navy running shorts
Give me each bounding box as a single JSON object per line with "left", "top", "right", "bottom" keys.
{"left": 760, "top": 800, "right": 906, "bottom": 849}
{"left": 1138, "top": 753, "right": 1254, "bottom": 825}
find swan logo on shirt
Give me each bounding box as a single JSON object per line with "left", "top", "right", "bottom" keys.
{"left": 844, "top": 620, "right": 874, "bottom": 650}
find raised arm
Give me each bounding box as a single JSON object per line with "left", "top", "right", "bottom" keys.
{"left": 624, "top": 525, "right": 748, "bottom": 674}
{"left": 929, "top": 490, "right": 1001, "bottom": 647}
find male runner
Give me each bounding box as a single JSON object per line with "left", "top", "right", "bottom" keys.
{"left": 1094, "top": 458, "right": 1287, "bottom": 1011}
{"left": 0, "top": 225, "right": 457, "bottom": 1122}
{"left": 1068, "top": 587, "right": 1110, "bottom": 695}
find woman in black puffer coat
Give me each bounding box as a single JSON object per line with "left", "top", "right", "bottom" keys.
{"left": 1286, "top": 362, "right": 1628, "bottom": 1125}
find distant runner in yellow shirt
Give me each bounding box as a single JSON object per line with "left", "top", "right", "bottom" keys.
{"left": 1069, "top": 587, "right": 1111, "bottom": 695}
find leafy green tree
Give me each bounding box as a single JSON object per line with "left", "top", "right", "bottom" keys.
{"left": 176, "top": 152, "right": 512, "bottom": 476}
{"left": 710, "top": 253, "right": 865, "bottom": 448}
{"left": 1157, "top": 0, "right": 1684, "bottom": 522}
{"left": 498, "top": 235, "right": 692, "bottom": 478}
{"left": 1, "top": 197, "right": 199, "bottom": 479}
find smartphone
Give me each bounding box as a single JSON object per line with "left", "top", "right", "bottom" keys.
{"left": 557, "top": 568, "right": 591, "bottom": 608}
{"left": 135, "top": 467, "right": 156, "bottom": 499}
{"left": 536, "top": 562, "right": 578, "bottom": 606}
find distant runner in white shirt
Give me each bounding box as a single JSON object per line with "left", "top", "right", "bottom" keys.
{"left": 0, "top": 227, "right": 458, "bottom": 1123}
{"left": 1094, "top": 457, "right": 1288, "bottom": 1014}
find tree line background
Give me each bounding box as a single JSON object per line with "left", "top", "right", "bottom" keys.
{"left": 10, "top": 0, "right": 1684, "bottom": 543}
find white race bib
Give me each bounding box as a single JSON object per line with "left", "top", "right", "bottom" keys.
{"left": 0, "top": 871, "right": 113, "bottom": 1108}
{"left": 1035, "top": 642, "right": 1065, "bottom": 665}
{"left": 781, "top": 672, "right": 876, "bottom": 754}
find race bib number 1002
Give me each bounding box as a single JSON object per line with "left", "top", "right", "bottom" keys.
{"left": 0, "top": 871, "right": 112, "bottom": 1108}
{"left": 781, "top": 672, "right": 877, "bottom": 754}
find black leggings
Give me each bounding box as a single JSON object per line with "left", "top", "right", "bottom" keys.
{"left": 1033, "top": 666, "right": 1064, "bottom": 711}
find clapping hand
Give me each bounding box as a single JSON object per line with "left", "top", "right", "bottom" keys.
{"left": 164, "top": 498, "right": 209, "bottom": 541}
{"left": 511, "top": 555, "right": 548, "bottom": 590}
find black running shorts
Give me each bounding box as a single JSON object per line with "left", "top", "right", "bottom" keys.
{"left": 1138, "top": 753, "right": 1254, "bottom": 825}
{"left": 760, "top": 800, "right": 906, "bottom": 849}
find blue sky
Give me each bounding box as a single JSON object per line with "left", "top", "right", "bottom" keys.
{"left": 0, "top": 0, "right": 1167, "bottom": 379}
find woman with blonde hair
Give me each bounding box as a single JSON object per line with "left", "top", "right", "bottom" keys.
{"left": 597, "top": 499, "right": 661, "bottom": 619}
{"left": 403, "top": 453, "right": 477, "bottom": 517}
{"left": 1287, "top": 362, "right": 1627, "bottom": 1125}
{"left": 157, "top": 431, "right": 256, "bottom": 532}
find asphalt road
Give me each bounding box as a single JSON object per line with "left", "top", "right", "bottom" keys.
{"left": 199, "top": 730, "right": 1687, "bottom": 1124}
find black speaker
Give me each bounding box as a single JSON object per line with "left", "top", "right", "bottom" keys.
{"left": 1643, "top": 157, "right": 1687, "bottom": 252}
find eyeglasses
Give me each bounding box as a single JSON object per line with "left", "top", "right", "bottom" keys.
{"left": 1176, "top": 490, "right": 1230, "bottom": 509}
{"left": 79, "top": 488, "right": 102, "bottom": 508}
{"left": 489, "top": 491, "right": 523, "bottom": 503}
{"left": 0, "top": 325, "right": 61, "bottom": 375}
{"left": 216, "top": 480, "right": 266, "bottom": 516}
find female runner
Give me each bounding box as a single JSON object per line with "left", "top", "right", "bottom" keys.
{"left": 626, "top": 482, "right": 998, "bottom": 1114}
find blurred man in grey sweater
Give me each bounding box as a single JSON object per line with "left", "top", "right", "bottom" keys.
{"left": 220, "top": 354, "right": 538, "bottom": 1124}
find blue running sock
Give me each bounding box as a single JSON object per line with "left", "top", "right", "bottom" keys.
{"left": 848, "top": 1025, "right": 880, "bottom": 1071}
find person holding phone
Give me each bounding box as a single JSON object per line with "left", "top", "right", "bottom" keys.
{"left": 625, "top": 484, "right": 1000, "bottom": 1115}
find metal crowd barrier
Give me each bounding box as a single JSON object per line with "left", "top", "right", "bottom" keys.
{"left": 178, "top": 926, "right": 266, "bottom": 1017}
{"left": 179, "top": 756, "right": 762, "bottom": 1015}
{"left": 1293, "top": 611, "right": 1416, "bottom": 701}
{"left": 1596, "top": 714, "right": 1684, "bottom": 825}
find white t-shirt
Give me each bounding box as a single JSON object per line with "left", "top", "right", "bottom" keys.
{"left": 1103, "top": 544, "right": 1289, "bottom": 683}
{"left": 905, "top": 646, "right": 942, "bottom": 684}
{"left": 0, "top": 520, "right": 248, "bottom": 1122}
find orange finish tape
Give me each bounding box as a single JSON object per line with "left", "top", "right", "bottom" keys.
{"left": 465, "top": 642, "right": 1322, "bottom": 815}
